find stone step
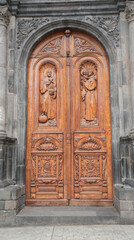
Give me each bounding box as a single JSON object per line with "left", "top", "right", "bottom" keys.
{"left": 16, "top": 206, "right": 122, "bottom": 225}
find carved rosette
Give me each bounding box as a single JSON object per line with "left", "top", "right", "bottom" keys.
{"left": 125, "top": 1, "right": 134, "bottom": 22}
{"left": 17, "top": 18, "right": 49, "bottom": 49}
{"left": 85, "top": 16, "right": 119, "bottom": 47}
{"left": 0, "top": 6, "right": 9, "bottom": 26}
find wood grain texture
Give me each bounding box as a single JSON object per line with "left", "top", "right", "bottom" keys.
{"left": 26, "top": 31, "right": 113, "bottom": 206}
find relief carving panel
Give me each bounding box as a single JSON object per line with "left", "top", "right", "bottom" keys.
{"left": 74, "top": 38, "right": 97, "bottom": 54}
{"left": 40, "top": 37, "right": 62, "bottom": 54}
{"left": 85, "top": 16, "right": 119, "bottom": 47}
{"left": 74, "top": 154, "right": 107, "bottom": 185}
{"left": 38, "top": 155, "right": 57, "bottom": 178}
{"left": 74, "top": 135, "right": 104, "bottom": 152}
{"left": 31, "top": 154, "right": 63, "bottom": 185}
{"left": 80, "top": 61, "right": 98, "bottom": 127}
{"left": 39, "top": 63, "right": 57, "bottom": 126}
{"left": 79, "top": 136, "right": 101, "bottom": 151}
{"left": 31, "top": 134, "right": 63, "bottom": 152}
{"left": 81, "top": 155, "right": 100, "bottom": 178}
{"left": 17, "top": 18, "right": 49, "bottom": 49}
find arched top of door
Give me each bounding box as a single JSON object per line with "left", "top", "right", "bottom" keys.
{"left": 18, "top": 19, "right": 116, "bottom": 67}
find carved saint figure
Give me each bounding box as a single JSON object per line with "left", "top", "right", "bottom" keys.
{"left": 39, "top": 67, "right": 57, "bottom": 123}
{"left": 81, "top": 64, "right": 97, "bottom": 122}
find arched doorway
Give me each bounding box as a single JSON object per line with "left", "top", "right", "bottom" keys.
{"left": 26, "top": 30, "right": 113, "bottom": 206}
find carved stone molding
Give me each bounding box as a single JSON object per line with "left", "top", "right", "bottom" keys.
{"left": 17, "top": 18, "right": 50, "bottom": 49}
{"left": 125, "top": 1, "right": 134, "bottom": 22}
{"left": 85, "top": 16, "right": 119, "bottom": 47}
{"left": 0, "top": 6, "right": 9, "bottom": 26}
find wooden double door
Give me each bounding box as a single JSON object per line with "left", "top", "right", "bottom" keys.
{"left": 26, "top": 30, "right": 113, "bottom": 206}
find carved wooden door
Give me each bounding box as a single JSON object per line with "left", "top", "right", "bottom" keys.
{"left": 26, "top": 30, "right": 113, "bottom": 206}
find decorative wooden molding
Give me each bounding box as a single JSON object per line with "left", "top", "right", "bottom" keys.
{"left": 79, "top": 137, "right": 101, "bottom": 151}
{"left": 36, "top": 138, "right": 58, "bottom": 151}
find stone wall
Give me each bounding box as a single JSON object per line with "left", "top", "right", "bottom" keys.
{"left": 0, "top": 0, "right": 134, "bottom": 223}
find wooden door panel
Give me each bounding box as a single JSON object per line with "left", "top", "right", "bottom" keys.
{"left": 74, "top": 153, "right": 107, "bottom": 200}
{"left": 70, "top": 32, "right": 113, "bottom": 205}
{"left": 26, "top": 31, "right": 113, "bottom": 206}
{"left": 26, "top": 33, "right": 68, "bottom": 205}
{"left": 31, "top": 153, "right": 63, "bottom": 199}
{"left": 30, "top": 133, "right": 64, "bottom": 200}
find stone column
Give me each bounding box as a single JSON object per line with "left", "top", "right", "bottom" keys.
{"left": 126, "top": 1, "right": 134, "bottom": 136}
{"left": 0, "top": 6, "right": 9, "bottom": 136}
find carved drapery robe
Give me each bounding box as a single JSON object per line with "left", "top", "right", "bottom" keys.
{"left": 81, "top": 72, "right": 97, "bottom": 121}
{"left": 40, "top": 71, "right": 57, "bottom": 121}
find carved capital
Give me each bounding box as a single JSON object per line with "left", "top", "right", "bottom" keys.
{"left": 126, "top": 1, "right": 134, "bottom": 22}
{"left": 0, "top": 6, "right": 9, "bottom": 26}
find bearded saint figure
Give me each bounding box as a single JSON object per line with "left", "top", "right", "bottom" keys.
{"left": 81, "top": 67, "right": 97, "bottom": 121}
{"left": 39, "top": 68, "right": 57, "bottom": 123}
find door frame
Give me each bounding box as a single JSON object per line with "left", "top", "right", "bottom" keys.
{"left": 25, "top": 29, "right": 113, "bottom": 206}
{"left": 16, "top": 20, "right": 119, "bottom": 206}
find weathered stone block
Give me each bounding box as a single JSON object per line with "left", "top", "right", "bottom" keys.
{"left": 12, "top": 185, "right": 25, "bottom": 200}
{"left": 0, "top": 188, "right": 12, "bottom": 200}
{"left": 8, "top": 29, "right": 15, "bottom": 49}
{"left": 8, "top": 71, "right": 14, "bottom": 93}
{"left": 5, "top": 200, "right": 17, "bottom": 210}
{"left": 0, "top": 159, "right": 4, "bottom": 181}
{"left": 114, "top": 184, "right": 134, "bottom": 201}
{"left": 120, "top": 200, "right": 134, "bottom": 211}
{"left": 17, "top": 195, "right": 25, "bottom": 209}
{"left": 120, "top": 211, "right": 134, "bottom": 220}
{"left": 0, "top": 201, "right": 5, "bottom": 210}
{"left": 16, "top": 165, "right": 25, "bottom": 185}
{"left": 9, "top": 49, "right": 15, "bottom": 69}
{"left": 113, "top": 160, "right": 121, "bottom": 184}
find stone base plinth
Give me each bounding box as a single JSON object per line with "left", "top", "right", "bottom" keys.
{"left": 0, "top": 185, "right": 25, "bottom": 213}
{"left": 114, "top": 184, "right": 134, "bottom": 220}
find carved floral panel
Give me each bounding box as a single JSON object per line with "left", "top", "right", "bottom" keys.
{"left": 38, "top": 155, "right": 57, "bottom": 178}
{"left": 81, "top": 155, "right": 100, "bottom": 178}
{"left": 74, "top": 154, "right": 107, "bottom": 184}
{"left": 31, "top": 154, "right": 63, "bottom": 184}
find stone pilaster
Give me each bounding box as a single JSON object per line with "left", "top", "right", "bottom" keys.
{"left": 0, "top": 6, "right": 9, "bottom": 136}
{"left": 126, "top": 1, "right": 134, "bottom": 136}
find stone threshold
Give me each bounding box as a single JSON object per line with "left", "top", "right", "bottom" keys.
{"left": 15, "top": 206, "right": 132, "bottom": 226}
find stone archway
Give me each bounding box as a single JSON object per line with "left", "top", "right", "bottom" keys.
{"left": 16, "top": 20, "right": 118, "bottom": 206}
